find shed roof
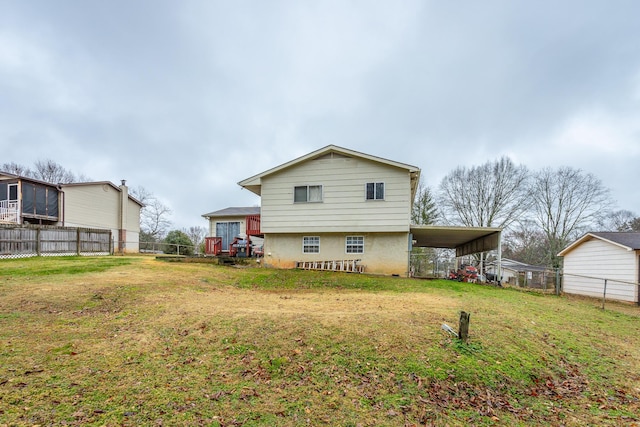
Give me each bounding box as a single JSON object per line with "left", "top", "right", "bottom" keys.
{"left": 202, "top": 206, "right": 261, "bottom": 218}
{"left": 237, "top": 145, "right": 421, "bottom": 199}
{"left": 558, "top": 232, "right": 640, "bottom": 256}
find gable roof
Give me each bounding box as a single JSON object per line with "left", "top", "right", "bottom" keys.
{"left": 202, "top": 206, "right": 261, "bottom": 218}
{"left": 60, "top": 181, "right": 144, "bottom": 207}
{"left": 558, "top": 232, "right": 640, "bottom": 256}
{"left": 237, "top": 145, "right": 421, "bottom": 198}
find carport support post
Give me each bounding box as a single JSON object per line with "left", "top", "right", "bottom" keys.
{"left": 458, "top": 311, "right": 470, "bottom": 343}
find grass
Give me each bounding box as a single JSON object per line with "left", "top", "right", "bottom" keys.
{"left": 0, "top": 255, "right": 639, "bottom": 426}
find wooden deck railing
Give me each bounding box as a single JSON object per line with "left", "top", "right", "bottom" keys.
{"left": 205, "top": 237, "right": 222, "bottom": 256}
{"left": 246, "top": 214, "right": 261, "bottom": 236}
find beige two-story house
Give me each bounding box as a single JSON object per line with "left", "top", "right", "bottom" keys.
{"left": 0, "top": 172, "right": 142, "bottom": 253}
{"left": 237, "top": 145, "right": 420, "bottom": 275}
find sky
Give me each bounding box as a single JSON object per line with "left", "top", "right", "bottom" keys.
{"left": 2, "top": 0, "right": 639, "bottom": 230}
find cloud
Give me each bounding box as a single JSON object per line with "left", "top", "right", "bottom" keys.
{"left": 1, "top": 0, "right": 639, "bottom": 229}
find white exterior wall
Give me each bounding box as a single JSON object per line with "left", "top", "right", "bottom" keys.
{"left": 563, "top": 238, "right": 639, "bottom": 303}
{"left": 262, "top": 232, "right": 410, "bottom": 276}
{"left": 260, "top": 156, "right": 412, "bottom": 233}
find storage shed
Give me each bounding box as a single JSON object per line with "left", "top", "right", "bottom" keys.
{"left": 558, "top": 232, "right": 640, "bottom": 303}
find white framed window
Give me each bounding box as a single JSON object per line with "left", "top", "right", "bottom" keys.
{"left": 294, "top": 185, "right": 323, "bottom": 203}
{"left": 365, "top": 182, "right": 384, "bottom": 200}
{"left": 303, "top": 236, "right": 320, "bottom": 253}
{"left": 346, "top": 236, "right": 364, "bottom": 254}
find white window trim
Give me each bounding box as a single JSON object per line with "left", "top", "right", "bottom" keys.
{"left": 294, "top": 185, "right": 323, "bottom": 203}
{"left": 302, "top": 236, "right": 320, "bottom": 254}
{"left": 345, "top": 236, "right": 364, "bottom": 254}
{"left": 365, "top": 182, "right": 385, "bottom": 201}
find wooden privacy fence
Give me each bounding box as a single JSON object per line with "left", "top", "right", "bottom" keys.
{"left": 0, "top": 225, "right": 112, "bottom": 259}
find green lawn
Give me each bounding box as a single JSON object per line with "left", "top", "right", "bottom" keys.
{"left": 0, "top": 256, "right": 638, "bottom": 426}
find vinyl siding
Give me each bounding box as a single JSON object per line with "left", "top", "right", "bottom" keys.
{"left": 64, "top": 185, "right": 121, "bottom": 229}
{"left": 260, "top": 156, "right": 412, "bottom": 233}
{"left": 126, "top": 199, "right": 141, "bottom": 233}
{"left": 63, "top": 184, "right": 141, "bottom": 253}
{"left": 563, "top": 238, "right": 639, "bottom": 303}
{"left": 262, "top": 232, "right": 410, "bottom": 275}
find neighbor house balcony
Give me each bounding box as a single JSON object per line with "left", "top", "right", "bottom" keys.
{"left": 0, "top": 200, "right": 19, "bottom": 224}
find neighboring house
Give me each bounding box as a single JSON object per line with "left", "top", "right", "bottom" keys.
{"left": 60, "top": 181, "right": 142, "bottom": 253}
{"left": 202, "top": 206, "right": 261, "bottom": 252}
{"left": 486, "top": 258, "right": 553, "bottom": 288}
{"left": 0, "top": 173, "right": 60, "bottom": 225}
{"left": 558, "top": 232, "right": 640, "bottom": 303}
{"left": 0, "top": 172, "right": 142, "bottom": 253}
{"left": 235, "top": 145, "right": 421, "bottom": 275}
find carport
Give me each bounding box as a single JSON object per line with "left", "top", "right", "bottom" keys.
{"left": 410, "top": 225, "right": 502, "bottom": 280}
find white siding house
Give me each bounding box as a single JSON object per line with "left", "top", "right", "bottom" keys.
{"left": 237, "top": 145, "right": 420, "bottom": 275}
{"left": 60, "top": 181, "right": 142, "bottom": 253}
{"left": 202, "top": 207, "right": 261, "bottom": 252}
{"left": 558, "top": 232, "right": 640, "bottom": 303}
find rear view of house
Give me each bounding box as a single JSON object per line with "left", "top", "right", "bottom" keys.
{"left": 559, "top": 232, "right": 640, "bottom": 303}
{"left": 236, "top": 145, "right": 420, "bottom": 275}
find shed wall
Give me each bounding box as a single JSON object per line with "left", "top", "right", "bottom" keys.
{"left": 562, "top": 238, "right": 639, "bottom": 302}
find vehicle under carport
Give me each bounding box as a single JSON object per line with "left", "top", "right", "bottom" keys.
{"left": 409, "top": 225, "right": 503, "bottom": 282}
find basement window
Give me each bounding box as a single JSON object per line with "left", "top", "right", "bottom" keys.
{"left": 346, "top": 236, "right": 364, "bottom": 254}
{"left": 303, "top": 236, "right": 320, "bottom": 253}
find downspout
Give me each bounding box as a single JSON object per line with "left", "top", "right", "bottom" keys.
{"left": 119, "top": 180, "right": 128, "bottom": 254}
{"left": 57, "top": 185, "right": 64, "bottom": 226}
{"left": 497, "top": 230, "right": 502, "bottom": 286}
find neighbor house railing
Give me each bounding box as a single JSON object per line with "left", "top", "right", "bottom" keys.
{"left": 0, "top": 200, "right": 19, "bottom": 224}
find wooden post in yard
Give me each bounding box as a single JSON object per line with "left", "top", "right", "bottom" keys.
{"left": 458, "top": 311, "right": 470, "bottom": 343}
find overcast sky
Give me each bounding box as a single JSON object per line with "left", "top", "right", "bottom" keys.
{"left": 2, "top": 0, "right": 639, "bottom": 230}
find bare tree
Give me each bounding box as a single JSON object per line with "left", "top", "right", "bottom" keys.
{"left": 183, "top": 226, "right": 207, "bottom": 254}
{"left": 412, "top": 179, "right": 440, "bottom": 225}
{"left": 32, "top": 159, "right": 76, "bottom": 183}
{"left": 1, "top": 162, "right": 32, "bottom": 176}
{"left": 531, "top": 166, "right": 613, "bottom": 268}
{"left": 438, "top": 156, "right": 531, "bottom": 228}
{"left": 502, "top": 219, "right": 548, "bottom": 266}
{"left": 131, "top": 186, "right": 172, "bottom": 241}
{"left": 596, "top": 209, "right": 638, "bottom": 231}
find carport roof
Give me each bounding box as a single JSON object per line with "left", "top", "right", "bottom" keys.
{"left": 410, "top": 225, "right": 502, "bottom": 257}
